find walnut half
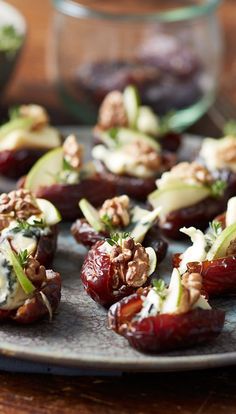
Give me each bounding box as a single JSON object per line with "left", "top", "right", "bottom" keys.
{"left": 99, "top": 195, "right": 130, "bottom": 228}
{"left": 0, "top": 190, "right": 41, "bottom": 230}
{"left": 19, "top": 104, "right": 49, "bottom": 131}
{"left": 63, "top": 134, "right": 84, "bottom": 170}
{"left": 98, "top": 91, "right": 128, "bottom": 130}
{"left": 25, "top": 256, "right": 47, "bottom": 287}
{"left": 110, "top": 238, "right": 149, "bottom": 288}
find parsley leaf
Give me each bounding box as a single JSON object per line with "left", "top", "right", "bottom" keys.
{"left": 105, "top": 232, "right": 130, "bottom": 246}
{"left": 17, "top": 249, "right": 29, "bottom": 268}
{"left": 210, "top": 180, "right": 227, "bottom": 198}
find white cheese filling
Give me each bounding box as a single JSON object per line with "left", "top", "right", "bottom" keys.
{"left": 92, "top": 144, "right": 156, "bottom": 178}
{"left": 200, "top": 136, "right": 236, "bottom": 172}
{"left": 0, "top": 252, "right": 28, "bottom": 310}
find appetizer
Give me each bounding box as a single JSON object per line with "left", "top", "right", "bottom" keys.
{"left": 108, "top": 269, "right": 225, "bottom": 353}
{"left": 174, "top": 196, "right": 236, "bottom": 296}
{"left": 21, "top": 134, "right": 116, "bottom": 220}
{"left": 0, "top": 239, "right": 61, "bottom": 324}
{"left": 92, "top": 85, "right": 180, "bottom": 200}
{"left": 71, "top": 195, "right": 167, "bottom": 262}
{"left": 80, "top": 233, "right": 157, "bottom": 307}
{"left": 0, "top": 189, "right": 61, "bottom": 267}
{"left": 148, "top": 161, "right": 230, "bottom": 239}
{"left": 0, "top": 105, "right": 61, "bottom": 178}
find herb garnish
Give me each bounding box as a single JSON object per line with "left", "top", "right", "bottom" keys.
{"left": 100, "top": 213, "right": 114, "bottom": 232}
{"left": 205, "top": 220, "right": 222, "bottom": 251}
{"left": 12, "top": 219, "right": 45, "bottom": 236}
{"left": 210, "top": 180, "right": 227, "bottom": 198}
{"left": 105, "top": 232, "right": 130, "bottom": 246}
{"left": 17, "top": 249, "right": 29, "bottom": 268}
{"left": 152, "top": 279, "right": 167, "bottom": 299}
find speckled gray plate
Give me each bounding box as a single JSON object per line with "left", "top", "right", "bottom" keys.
{"left": 0, "top": 128, "right": 235, "bottom": 373}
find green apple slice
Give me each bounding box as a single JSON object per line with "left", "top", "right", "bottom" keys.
{"left": 161, "top": 268, "right": 182, "bottom": 314}
{"left": 24, "top": 147, "right": 63, "bottom": 192}
{"left": 130, "top": 207, "right": 162, "bottom": 243}
{"left": 123, "top": 85, "right": 140, "bottom": 128}
{"left": 2, "top": 243, "right": 35, "bottom": 295}
{"left": 79, "top": 199, "right": 105, "bottom": 233}
{"left": 145, "top": 247, "right": 157, "bottom": 276}
{"left": 0, "top": 117, "right": 33, "bottom": 141}
{"left": 36, "top": 198, "right": 61, "bottom": 226}
{"left": 193, "top": 295, "right": 211, "bottom": 310}
{"left": 148, "top": 184, "right": 211, "bottom": 221}
{"left": 136, "top": 106, "right": 159, "bottom": 136}
{"left": 116, "top": 128, "right": 160, "bottom": 151}
{"left": 206, "top": 222, "right": 236, "bottom": 260}
{"left": 0, "top": 127, "right": 61, "bottom": 151}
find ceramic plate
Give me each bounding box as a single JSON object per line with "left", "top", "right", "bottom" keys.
{"left": 0, "top": 127, "right": 235, "bottom": 373}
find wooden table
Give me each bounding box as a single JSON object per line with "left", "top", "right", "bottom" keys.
{"left": 0, "top": 1, "right": 236, "bottom": 413}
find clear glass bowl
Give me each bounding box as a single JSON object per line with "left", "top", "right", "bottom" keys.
{"left": 52, "top": 0, "right": 223, "bottom": 129}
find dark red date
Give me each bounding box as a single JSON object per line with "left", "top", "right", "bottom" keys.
{"left": 95, "top": 153, "right": 176, "bottom": 201}
{"left": 187, "top": 256, "right": 236, "bottom": 297}
{"left": 35, "top": 225, "right": 58, "bottom": 267}
{"left": 33, "top": 174, "right": 117, "bottom": 221}
{"left": 108, "top": 290, "right": 225, "bottom": 353}
{"left": 0, "top": 148, "right": 46, "bottom": 179}
{"left": 80, "top": 240, "right": 144, "bottom": 307}
{"left": 0, "top": 270, "right": 61, "bottom": 324}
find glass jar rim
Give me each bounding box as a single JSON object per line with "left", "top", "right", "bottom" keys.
{"left": 53, "top": 0, "right": 221, "bottom": 22}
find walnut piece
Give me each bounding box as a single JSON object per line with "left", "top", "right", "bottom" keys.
{"left": 98, "top": 91, "right": 128, "bottom": 130}
{"left": 19, "top": 104, "right": 49, "bottom": 131}
{"left": 110, "top": 238, "right": 149, "bottom": 288}
{"left": 170, "top": 161, "right": 213, "bottom": 185}
{"left": 226, "top": 238, "right": 236, "bottom": 256}
{"left": 25, "top": 256, "right": 47, "bottom": 287}
{"left": 63, "top": 134, "right": 84, "bottom": 170}
{"left": 125, "top": 140, "right": 161, "bottom": 171}
{"left": 99, "top": 195, "right": 130, "bottom": 228}
{"left": 0, "top": 190, "right": 41, "bottom": 230}
{"left": 180, "top": 272, "right": 202, "bottom": 312}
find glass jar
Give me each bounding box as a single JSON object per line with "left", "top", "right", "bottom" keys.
{"left": 51, "top": 0, "right": 222, "bottom": 129}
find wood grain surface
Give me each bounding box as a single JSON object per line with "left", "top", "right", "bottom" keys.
{"left": 0, "top": 1, "right": 236, "bottom": 413}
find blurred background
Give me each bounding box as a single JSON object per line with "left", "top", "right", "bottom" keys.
{"left": 0, "top": 0, "right": 235, "bottom": 135}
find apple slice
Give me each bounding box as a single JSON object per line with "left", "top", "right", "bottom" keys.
{"left": 0, "top": 117, "right": 33, "bottom": 141}
{"left": 130, "top": 207, "right": 162, "bottom": 243}
{"left": 123, "top": 85, "right": 140, "bottom": 128}
{"left": 207, "top": 222, "right": 236, "bottom": 260}
{"left": 2, "top": 242, "right": 35, "bottom": 295}
{"left": 145, "top": 247, "right": 157, "bottom": 276}
{"left": 24, "top": 147, "right": 63, "bottom": 192}
{"left": 116, "top": 128, "right": 160, "bottom": 151}
{"left": 148, "top": 184, "right": 211, "bottom": 221}
{"left": 79, "top": 198, "right": 105, "bottom": 233}
{"left": 136, "top": 106, "right": 159, "bottom": 136}
{"left": 161, "top": 268, "right": 182, "bottom": 314}
{"left": 36, "top": 198, "right": 61, "bottom": 226}
{"left": 0, "top": 127, "right": 61, "bottom": 151}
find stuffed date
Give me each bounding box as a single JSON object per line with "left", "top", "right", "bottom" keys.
{"left": 0, "top": 104, "right": 61, "bottom": 179}
{"left": 174, "top": 196, "right": 236, "bottom": 296}
{"left": 0, "top": 189, "right": 61, "bottom": 267}
{"left": 21, "top": 134, "right": 116, "bottom": 220}
{"left": 108, "top": 269, "right": 225, "bottom": 353}
{"left": 71, "top": 195, "right": 167, "bottom": 263}
{"left": 91, "top": 86, "right": 180, "bottom": 200}
{"left": 148, "top": 161, "right": 231, "bottom": 239}
{"left": 0, "top": 240, "right": 61, "bottom": 324}
{"left": 80, "top": 234, "right": 157, "bottom": 307}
